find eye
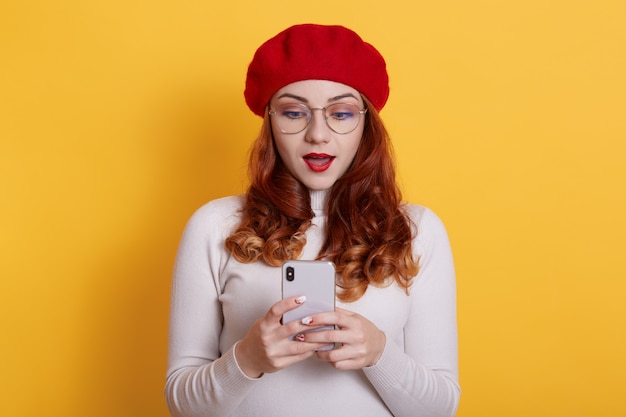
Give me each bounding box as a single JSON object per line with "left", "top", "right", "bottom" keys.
{"left": 278, "top": 104, "right": 309, "bottom": 120}
{"left": 283, "top": 110, "right": 307, "bottom": 119}
{"left": 328, "top": 104, "right": 358, "bottom": 121}
{"left": 330, "top": 111, "right": 354, "bottom": 120}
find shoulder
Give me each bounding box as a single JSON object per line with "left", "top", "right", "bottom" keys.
{"left": 402, "top": 203, "right": 452, "bottom": 255}
{"left": 182, "top": 195, "right": 245, "bottom": 238}
{"left": 402, "top": 203, "right": 448, "bottom": 234}
{"left": 192, "top": 195, "right": 245, "bottom": 219}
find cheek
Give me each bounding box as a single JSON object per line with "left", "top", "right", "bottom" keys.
{"left": 345, "top": 132, "right": 364, "bottom": 159}
{"left": 272, "top": 134, "right": 296, "bottom": 163}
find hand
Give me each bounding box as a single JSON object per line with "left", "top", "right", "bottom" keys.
{"left": 297, "top": 307, "right": 387, "bottom": 370}
{"left": 235, "top": 296, "right": 330, "bottom": 378}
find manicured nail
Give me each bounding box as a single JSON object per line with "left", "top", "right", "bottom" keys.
{"left": 295, "top": 296, "right": 306, "bottom": 304}
{"left": 301, "top": 316, "right": 313, "bottom": 325}
{"left": 295, "top": 333, "right": 305, "bottom": 342}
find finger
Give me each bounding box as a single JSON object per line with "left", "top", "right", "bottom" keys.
{"left": 270, "top": 349, "right": 319, "bottom": 370}
{"left": 290, "top": 337, "right": 332, "bottom": 353}
{"left": 266, "top": 295, "right": 307, "bottom": 321}
{"left": 281, "top": 319, "right": 330, "bottom": 340}
{"left": 319, "top": 356, "right": 364, "bottom": 371}
{"left": 299, "top": 318, "right": 371, "bottom": 347}
{"left": 314, "top": 344, "right": 357, "bottom": 366}
{"left": 297, "top": 311, "right": 341, "bottom": 328}
{"left": 294, "top": 328, "right": 337, "bottom": 345}
{"left": 299, "top": 310, "right": 359, "bottom": 331}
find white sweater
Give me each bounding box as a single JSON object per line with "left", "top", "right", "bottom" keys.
{"left": 165, "top": 190, "right": 460, "bottom": 417}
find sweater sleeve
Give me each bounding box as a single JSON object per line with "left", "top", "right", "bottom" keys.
{"left": 363, "top": 207, "right": 461, "bottom": 417}
{"left": 164, "top": 200, "right": 258, "bottom": 417}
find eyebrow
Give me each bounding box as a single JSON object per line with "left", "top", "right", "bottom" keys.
{"left": 276, "top": 92, "right": 360, "bottom": 104}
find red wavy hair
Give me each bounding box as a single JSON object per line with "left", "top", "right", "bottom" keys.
{"left": 225, "top": 97, "right": 418, "bottom": 302}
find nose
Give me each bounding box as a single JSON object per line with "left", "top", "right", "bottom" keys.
{"left": 304, "top": 109, "right": 330, "bottom": 144}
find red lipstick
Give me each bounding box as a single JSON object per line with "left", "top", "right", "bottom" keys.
{"left": 303, "top": 153, "right": 334, "bottom": 172}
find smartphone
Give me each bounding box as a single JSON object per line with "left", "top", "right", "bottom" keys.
{"left": 282, "top": 260, "right": 336, "bottom": 350}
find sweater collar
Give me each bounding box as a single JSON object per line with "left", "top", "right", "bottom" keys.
{"left": 310, "top": 189, "right": 329, "bottom": 216}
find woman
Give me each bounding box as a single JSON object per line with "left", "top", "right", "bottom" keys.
{"left": 165, "top": 24, "right": 460, "bottom": 417}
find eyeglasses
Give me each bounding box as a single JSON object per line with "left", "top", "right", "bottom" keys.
{"left": 269, "top": 102, "right": 367, "bottom": 135}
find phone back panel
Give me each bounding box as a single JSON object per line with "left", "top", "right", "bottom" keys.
{"left": 282, "top": 261, "right": 336, "bottom": 350}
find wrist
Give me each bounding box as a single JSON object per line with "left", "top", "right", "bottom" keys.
{"left": 368, "top": 330, "right": 386, "bottom": 367}
{"left": 234, "top": 340, "right": 264, "bottom": 378}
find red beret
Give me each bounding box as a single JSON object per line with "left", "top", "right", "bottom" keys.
{"left": 244, "top": 24, "right": 389, "bottom": 117}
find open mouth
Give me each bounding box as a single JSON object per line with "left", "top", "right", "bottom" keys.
{"left": 303, "top": 153, "right": 335, "bottom": 172}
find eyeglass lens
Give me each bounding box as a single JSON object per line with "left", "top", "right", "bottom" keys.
{"left": 270, "top": 103, "right": 364, "bottom": 134}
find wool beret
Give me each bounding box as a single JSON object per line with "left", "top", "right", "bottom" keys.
{"left": 244, "top": 24, "right": 389, "bottom": 117}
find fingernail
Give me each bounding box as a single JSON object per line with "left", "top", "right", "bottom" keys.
{"left": 295, "top": 296, "right": 306, "bottom": 304}
{"left": 301, "top": 316, "right": 313, "bottom": 325}
{"left": 295, "top": 333, "right": 305, "bottom": 342}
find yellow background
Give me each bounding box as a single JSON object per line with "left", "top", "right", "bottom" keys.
{"left": 1, "top": 1, "right": 625, "bottom": 416}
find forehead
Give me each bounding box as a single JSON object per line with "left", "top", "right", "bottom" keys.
{"left": 271, "top": 80, "right": 363, "bottom": 104}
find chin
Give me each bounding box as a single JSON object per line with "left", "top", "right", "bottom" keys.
{"left": 301, "top": 179, "right": 337, "bottom": 191}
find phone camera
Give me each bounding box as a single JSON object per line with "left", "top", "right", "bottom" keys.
{"left": 286, "top": 266, "right": 295, "bottom": 281}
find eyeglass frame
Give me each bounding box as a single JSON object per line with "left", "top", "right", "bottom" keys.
{"left": 268, "top": 102, "right": 368, "bottom": 135}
